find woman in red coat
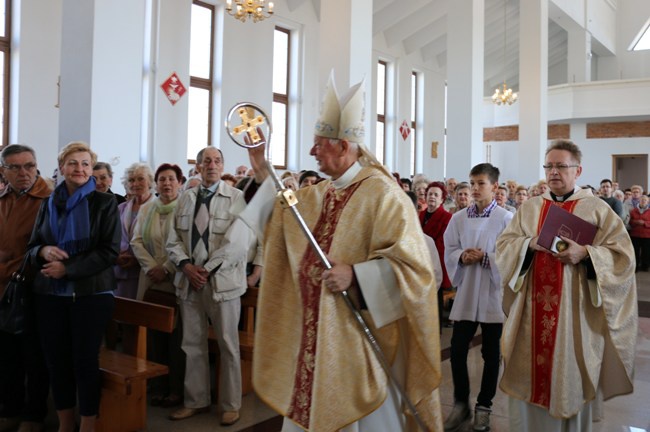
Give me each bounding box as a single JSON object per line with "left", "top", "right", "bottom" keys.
{"left": 420, "top": 181, "right": 453, "bottom": 329}
{"left": 630, "top": 194, "right": 650, "bottom": 272}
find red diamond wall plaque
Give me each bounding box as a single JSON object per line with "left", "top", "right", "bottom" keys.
{"left": 160, "top": 72, "right": 186, "bottom": 106}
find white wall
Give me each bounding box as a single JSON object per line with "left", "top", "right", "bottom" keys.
{"left": 8, "top": 0, "right": 650, "bottom": 190}
{"left": 595, "top": 0, "right": 650, "bottom": 80}
{"left": 586, "top": 0, "right": 617, "bottom": 54}
{"left": 91, "top": 0, "right": 147, "bottom": 190}
{"left": 12, "top": 0, "right": 62, "bottom": 178}
{"left": 373, "top": 31, "right": 447, "bottom": 180}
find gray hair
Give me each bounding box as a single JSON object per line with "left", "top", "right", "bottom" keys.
{"left": 196, "top": 147, "right": 224, "bottom": 165}
{"left": 325, "top": 138, "right": 360, "bottom": 156}
{"left": 93, "top": 161, "right": 113, "bottom": 178}
{"left": 121, "top": 162, "right": 155, "bottom": 192}
{"left": 1, "top": 144, "right": 36, "bottom": 165}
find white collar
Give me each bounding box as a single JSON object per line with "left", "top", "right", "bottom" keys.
{"left": 331, "top": 162, "right": 361, "bottom": 190}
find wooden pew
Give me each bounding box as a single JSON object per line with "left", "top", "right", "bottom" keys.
{"left": 208, "top": 287, "right": 258, "bottom": 396}
{"left": 96, "top": 296, "right": 175, "bottom": 432}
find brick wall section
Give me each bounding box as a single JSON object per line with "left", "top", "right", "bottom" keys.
{"left": 548, "top": 124, "right": 570, "bottom": 140}
{"left": 483, "top": 124, "right": 570, "bottom": 142}
{"left": 483, "top": 125, "right": 518, "bottom": 141}
{"left": 586, "top": 121, "right": 650, "bottom": 138}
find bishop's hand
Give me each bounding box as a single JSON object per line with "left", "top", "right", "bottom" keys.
{"left": 322, "top": 256, "right": 354, "bottom": 293}
{"left": 245, "top": 127, "right": 270, "bottom": 184}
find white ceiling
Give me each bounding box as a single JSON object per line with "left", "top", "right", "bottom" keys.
{"left": 286, "top": 0, "right": 573, "bottom": 96}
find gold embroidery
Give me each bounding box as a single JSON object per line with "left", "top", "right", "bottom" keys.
{"left": 536, "top": 285, "right": 559, "bottom": 312}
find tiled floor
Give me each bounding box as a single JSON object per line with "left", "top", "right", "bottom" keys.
{"left": 34, "top": 271, "right": 650, "bottom": 431}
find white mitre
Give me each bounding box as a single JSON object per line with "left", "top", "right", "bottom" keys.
{"left": 314, "top": 72, "right": 392, "bottom": 178}
{"left": 314, "top": 72, "right": 365, "bottom": 143}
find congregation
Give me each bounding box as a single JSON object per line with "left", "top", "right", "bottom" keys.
{"left": 0, "top": 138, "right": 650, "bottom": 432}
{"left": 0, "top": 75, "right": 645, "bottom": 432}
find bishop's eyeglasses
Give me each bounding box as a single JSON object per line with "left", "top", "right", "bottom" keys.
{"left": 542, "top": 164, "right": 579, "bottom": 172}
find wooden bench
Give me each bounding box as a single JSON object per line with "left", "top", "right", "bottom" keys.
{"left": 208, "top": 287, "right": 258, "bottom": 396}
{"left": 96, "top": 296, "right": 175, "bottom": 432}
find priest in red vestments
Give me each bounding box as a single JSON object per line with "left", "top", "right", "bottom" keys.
{"left": 495, "top": 140, "right": 637, "bottom": 431}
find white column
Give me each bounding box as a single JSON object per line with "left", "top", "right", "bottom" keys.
{"left": 518, "top": 0, "right": 548, "bottom": 184}
{"left": 446, "top": 0, "right": 485, "bottom": 180}
{"left": 58, "top": 0, "right": 95, "bottom": 148}
{"left": 219, "top": 8, "right": 274, "bottom": 170}
{"left": 567, "top": 27, "right": 591, "bottom": 83}
{"left": 420, "top": 72, "right": 446, "bottom": 179}
{"left": 91, "top": 0, "right": 148, "bottom": 173}
{"left": 318, "top": 0, "right": 373, "bottom": 148}
{"left": 151, "top": 0, "right": 192, "bottom": 166}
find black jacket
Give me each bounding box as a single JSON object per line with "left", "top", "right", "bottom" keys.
{"left": 28, "top": 190, "right": 120, "bottom": 297}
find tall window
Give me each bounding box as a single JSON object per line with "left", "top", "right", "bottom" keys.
{"left": 187, "top": 0, "right": 214, "bottom": 162}
{"left": 376, "top": 61, "right": 387, "bottom": 164}
{"left": 410, "top": 71, "right": 418, "bottom": 176}
{"left": 0, "top": 0, "right": 10, "bottom": 147}
{"left": 271, "top": 27, "right": 290, "bottom": 168}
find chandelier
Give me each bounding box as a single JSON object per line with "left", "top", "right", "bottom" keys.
{"left": 492, "top": 82, "right": 517, "bottom": 105}
{"left": 226, "top": 0, "right": 274, "bottom": 23}
{"left": 492, "top": 0, "right": 517, "bottom": 106}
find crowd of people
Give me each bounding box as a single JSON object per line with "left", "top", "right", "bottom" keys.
{"left": 0, "top": 80, "right": 645, "bottom": 432}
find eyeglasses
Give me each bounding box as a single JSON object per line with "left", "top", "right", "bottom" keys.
{"left": 2, "top": 162, "right": 37, "bottom": 172}
{"left": 542, "top": 164, "right": 579, "bottom": 172}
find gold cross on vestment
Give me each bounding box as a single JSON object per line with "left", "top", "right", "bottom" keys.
{"left": 232, "top": 107, "right": 265, "bottom": 144}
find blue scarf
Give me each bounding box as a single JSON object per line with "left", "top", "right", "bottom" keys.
{"left": 48, "top": 176, "right": 96, "bottom": 257}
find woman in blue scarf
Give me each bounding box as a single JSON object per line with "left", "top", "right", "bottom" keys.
{"left": 27, "top": 142, "right": 120, "bottom": 432}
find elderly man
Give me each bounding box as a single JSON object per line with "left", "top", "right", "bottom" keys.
{"left": 0, "top": 145, "right": 51, "bottom": 432}
{"left": 235, "top": 165, "right": 248, "bottom": 178}
{"left": 166, "top": 147, "right": 247, "bottom": 426}
{"left": 238, "top": 74, "right": 442, "bottom": 431}
{"left": 496, "top": 139, "right": 637, "bottom": 431}
{"left": 443, "top": 177, "right": 458, "bottom": 212}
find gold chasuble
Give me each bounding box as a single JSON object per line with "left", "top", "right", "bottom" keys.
{"left": 496, "top": 188, "right": 637, "bottom": 419}
{"left": 253, "top": 165, "right": 442, "bottom": 431}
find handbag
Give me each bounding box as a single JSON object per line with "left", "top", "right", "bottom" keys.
{"left": 0, "top": 254, "right": 30, "bottom": 334}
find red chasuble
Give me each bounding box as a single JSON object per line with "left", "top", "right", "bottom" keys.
{"left": 530, "top": 199, "right": 577, "bottom": 408}
{"left": 287, "top": 182, "right": 363, "bottom": 427}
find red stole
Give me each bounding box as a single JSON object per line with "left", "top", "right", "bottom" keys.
{"left": 287, "top": 182, "right": 362, "bottom": 428}
{"left": 530, "top": 199, "right": 578, "bottom": 408}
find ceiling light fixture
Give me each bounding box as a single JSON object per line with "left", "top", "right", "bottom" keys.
{"left": 492, "top": 0, "right": 518, "bottom": 106}
{"left": 226, "top": 0, "right": 274, "bottom": 23}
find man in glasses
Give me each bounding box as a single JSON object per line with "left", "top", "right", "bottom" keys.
{"left": 0, "top": 144, "right": 51, "bottom": 432}
{"left": 496, "top": 140, "right": 637, "bottom": 430}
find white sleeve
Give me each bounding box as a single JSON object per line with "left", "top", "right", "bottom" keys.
{"left": 354, "top": 259, "right": 405, "bottom": 328}
{"left": 443, "top": 216, "right": 464, "bottom": 287}
{"left": 237, "top": 177, "right": 277, "bottom": 241}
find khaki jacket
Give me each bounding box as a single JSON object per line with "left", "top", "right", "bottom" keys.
{"left": 166, "top": 181, "right": 248, "bottom": 301}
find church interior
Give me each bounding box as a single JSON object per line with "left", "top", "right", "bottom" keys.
{"left": 1, "top": 0, "right": 649, "bottom": 430}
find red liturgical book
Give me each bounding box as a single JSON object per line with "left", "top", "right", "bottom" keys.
{"left": 538, "top": 204, "right": 597, "bottom": 252}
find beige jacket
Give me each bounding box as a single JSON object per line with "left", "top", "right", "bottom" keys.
{"left": 166, "top": 181, "right": 248, "bottom": 302}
